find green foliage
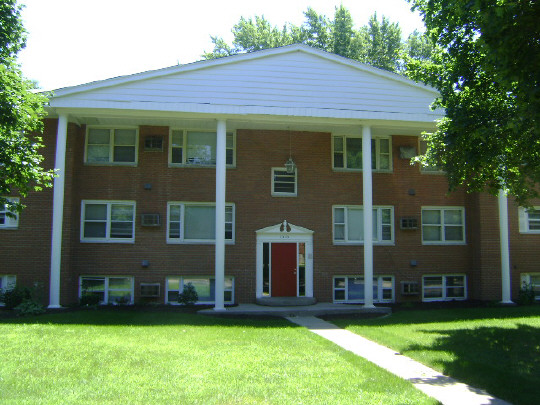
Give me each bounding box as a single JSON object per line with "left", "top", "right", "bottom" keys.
{"left": 407, "top": 0, "right": 540, "bottom": 205}
{"left": 203, "top": 6, "right": 416, "bottom": 73}
{"left": 14, "top": 299, "right": 45, "bottom": 316}
{"left": 517, "top": 282, "right": 537, "bottom": 306}
{"left": 177, "top": 282, "right": 198, "bottom": 306}
{"left": 0, "top": 286, "right": 31, "bottom": 309}
{"left": 0, "top": 0, "right": 53, "bottom": 214}
{"left": 79, "top": 293, "right": 101, "bottom": 307}
{"left": 365, "top": 13, "right": 403, "bottom": 72}
{"left": 0, "top": 283, "right": 45, "bottom": 315}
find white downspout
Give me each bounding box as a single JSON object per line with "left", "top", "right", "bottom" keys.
{"left": 214, "top": 119, "right": 227, "bottom": 311}
{"left": 49, "top": 113, "right": 68, "bottom": 308}
{"left": 498, "top": 189, "right": 513, "bottom": 304}
{"left": 362, "top": 125, "right": 375, "bottom": 308}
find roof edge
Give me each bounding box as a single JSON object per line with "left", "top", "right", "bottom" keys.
{"left": 50, "top": 44, "right": 438, "bottom": 98}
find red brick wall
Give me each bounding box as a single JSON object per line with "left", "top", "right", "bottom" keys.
{"left": 4, "top": 119, "right": 539, "bottom": 305}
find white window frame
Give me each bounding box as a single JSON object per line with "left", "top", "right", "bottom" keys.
{"left": 165, "top": 276, "right": 234, "bottom": 305}
{"left": 333, "top": 275, "right": 394, "bottom": 303}
{"left": 422, "top": 274, "right": 467, "bottom": 302}
{"left": 168, "top": 129, "right": 236, "bottom": 167}
{"left": 0, "top": 275, "right": 17, "bottom": 306}
{"left": 271, "top": 167, "right": 297, "bottom": 197}
{"left": 332, "top": 135, "right": 392, "bottom": 172}
{"left": 80, "top": 200, "right": 136, "bottom": 243}
{"left": 421, "top": 206, "right": 466, "bottom": 245}
{"left": 79, "top": 276, "right": 134, "bottom": 305}
{"left": 333, "top": 205, "right": 394, "bottom": 245}
{"left": 167, "top": 202, "right": 235, "bottom": 244}
{"left": 84, "top": 127, "right": 138, "bottom": 165}
{"left": 0, "top": 197, "right": 19, "bottom": 229}
{"left": 518, "top": 207, "right": 540, "bottom": 234}
{"left": 418, "top": 139, "right": 444, "bottom": 174}
{"left": 520, "top": 273, "right": 540, "bottom": 301}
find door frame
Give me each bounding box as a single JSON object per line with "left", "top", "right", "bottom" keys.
{"left": 255, "top": 221, "right": 314, "bottom": 299}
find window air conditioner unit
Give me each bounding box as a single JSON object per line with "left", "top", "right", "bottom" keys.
{"left": 144, "top": 135, "right": 163, "bottom": 151}
{"left": 140, "top": 283, "right": 160, "bottom": 297}
{"left": 141, "top": 213, "right": 160, "bottom": 227}
{"left": 401, "top": 281, "right": 420, "bottom": 296}
{"left": 400, "top": 217, "right": 418, "bottom": 230}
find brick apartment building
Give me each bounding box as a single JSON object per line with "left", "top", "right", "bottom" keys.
{"left": 1, "top": 44, "right": 539, "bottom": 308}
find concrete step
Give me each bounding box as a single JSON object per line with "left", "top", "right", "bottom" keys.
{"left": 255, "top": 297, "right": 317, "bottom": 306}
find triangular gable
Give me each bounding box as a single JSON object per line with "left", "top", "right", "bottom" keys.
{"left": 49, "top": 44, "right": 441, "bottom": 122}
{"left": 256, "top": 221, "right": 314, "bottom": 236}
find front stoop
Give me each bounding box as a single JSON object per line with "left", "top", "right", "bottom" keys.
{"left": 199, "top": 303, "right": 392, "bottom": 317}
{"left": 255, "top": 297, "right": 317, "bottom": 306}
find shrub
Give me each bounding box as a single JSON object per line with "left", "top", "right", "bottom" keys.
{"left": 79, "top": 294, "right": 101, "bottom": 307}
{"left": 15, "top": 300, "right": 45, "bottom": 316}
{"left": 0, "top": 287, "right": 31, "bottom": 310}
{"left": 517, "top": 282, "right": 536, "bottom": 305}
{"left": 178, "top": 283, "right": 198, "bottom": 306}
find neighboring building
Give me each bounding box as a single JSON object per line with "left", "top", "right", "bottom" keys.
{"left": 1, "top": 44, "right": 539, "bottom": 308}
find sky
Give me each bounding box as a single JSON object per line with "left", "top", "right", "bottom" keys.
{"left": 18, "top": 0, "right": 425, "bottom": 91}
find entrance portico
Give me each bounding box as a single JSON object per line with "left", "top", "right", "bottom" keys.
{"left": 255, "top": 221, "right": 314, "bottom": 300}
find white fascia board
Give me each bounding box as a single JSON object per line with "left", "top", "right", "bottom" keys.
{"left": 48, "top": 98, "right": 443, "bottom": 123}
{"left": 50, "top": 44, "right": 439, "bottom": 99}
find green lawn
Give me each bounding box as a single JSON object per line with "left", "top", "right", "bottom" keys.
{"left": 0, "top": 308, "right": 437, "bottom": 405}
{"left": 328, "top": 305, "right": 540, "bottom": 405}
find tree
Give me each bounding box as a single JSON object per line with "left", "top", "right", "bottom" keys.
{"left": 407, "top": 0, "right": 540, "bottom": 204}
{"left": 365, "top": 13, "right": 402, "bottom": 72}
{"left": 202, "top": 7, "right": 406, "bottom": 73}
{"left": 0, "top": 0, "right": 53, "bottom": 214}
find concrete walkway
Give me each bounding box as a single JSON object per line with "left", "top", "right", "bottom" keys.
{"left": 286, "top": 316, "right": 511, "bottom": 405}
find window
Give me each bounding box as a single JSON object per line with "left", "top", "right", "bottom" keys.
{"left": 166, "top": 276, "right": 234, "bottom": 304}
{"left": 333, "top": 276, "right": 394, "bottom": 303}
{"left": 144, "top": 135, "right": 163, "bottom": 151}
{"left": 0, "top": 197, "right": 19, "bottom": 229}
{"left": 333, "top": 135, "right": 391, "bottom": 171}
{"left": 0, "top": 275, "right": 16, "bottom": 305}
{"left": 85, "top": 127, "right": 138, "bottom": 164}
{"left": 422, "top": 275, "right": 466, "bottom": 301}
{"left": 518, "top": 207, "right": 540, "bottom": 234}
{"left": 521, "top": 274, "right": 540, "bottom": 301}
{"left": 169, "top": 130, "right": 235, "bottom": 167}
{"left": 333, "top": 206, "right": 394, "bottom": 244}
{"left": 272, "top": 168, "right": 297, "bottom": 196}
{"left": 422, "top": 207, "right": 465, "bottom": 244}
{"left": 81, "top": 201, "right": 135, "bottom": 243}
{"left": 419, "top": 140, "right": 443, "bottom": 173}
{"left": 79, "top": 276, "right": 134, "bottom": 305}
{"left": 167, "top": 202, "right": 234, "bottom": 243}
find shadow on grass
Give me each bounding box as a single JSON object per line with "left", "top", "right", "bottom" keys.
{"left": 0, "top": 305, "right": 296, "bottom": 328}
{"left": 402, "top": 323, "right": 540, "bottom": 405}
{"left": 327, "top": 304, "right": 540, "bottom": 326}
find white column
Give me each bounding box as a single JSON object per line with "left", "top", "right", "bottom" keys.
{"left": 498, "top": 189, "right": 513, "bottom": 303}
{"left": 49, "top": 114, "right": 68, "bottom": 308}
{"left": 362, "top": 125, "right": 375, "bottom": 308}
{"left": 255, "top": 241, "right": 263, "bottom": 299}
{"left": 214, "top": 119, "right": 227, "bottom": 311}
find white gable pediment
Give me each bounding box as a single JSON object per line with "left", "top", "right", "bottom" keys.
{"left": 256, "top": 220, "right": 314, "bottom": 237}
{"left": 49, "top": 44, "right": 441, "bottom": 123}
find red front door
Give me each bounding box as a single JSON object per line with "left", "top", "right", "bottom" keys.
{"left": 271, "top": 243, "right": 297, "bottom": 297}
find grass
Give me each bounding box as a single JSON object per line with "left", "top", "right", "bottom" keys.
{"left": 328, "top": 304, "right": 540, "bottom": 405}
{"left": 0, "top": 308, "right": 437, "bottom": 405}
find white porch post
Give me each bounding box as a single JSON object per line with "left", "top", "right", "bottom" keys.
{"left": 498, "top": 189, "right": 513, "bottom": 304}
{"left": 362, "top": 125, "right": 375, "bottom": 308}
{"left": 49, "top": 113, "right": 68, "bottom": 308}
{"left": 214, "top": 119, "right": 227, "bottom": 311}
